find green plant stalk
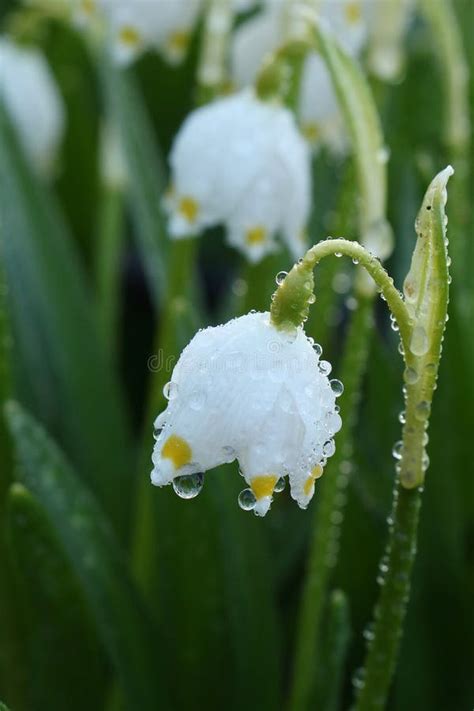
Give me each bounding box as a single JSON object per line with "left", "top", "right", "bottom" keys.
{"left": 314, "top": 589, "right": 351, "bottom": 711}
{"left": 132, "top": 239, "right": 198, "bottom": 601}
{"left": 354, "top": 168, "right": 452, "bottom": 709}
{"left": 196, "top": 0, "right": 233, "bottom": 104}
{"left": 96, "top": 186, "right": 125, "bottom": 357}
{"left": 289, "top": 295, "right": 373, "bottom": 711}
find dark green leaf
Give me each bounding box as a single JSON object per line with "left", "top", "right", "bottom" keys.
{"left": 6, "top": 483, "right": 106, "bottom": 711}
{"left": 5, "top": 401, "right": 171, "bottom": 711}
{"left": 0, "top": 101, "right": 133, "bottom": 538}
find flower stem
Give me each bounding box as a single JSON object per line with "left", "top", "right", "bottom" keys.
{"left": 289, "top": 294, "right": 373, "bottom": 711}
{"left": 353, "top": 483, "right": 421, "bottom": 711}
{"left": 196, "top": 0, "right": 233, "bottom": 105}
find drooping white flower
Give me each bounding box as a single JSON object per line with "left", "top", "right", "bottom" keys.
{"left": 365, "top": 0, "right": 414, "bottom": 81}
{"left": 0, "top": 38, "right": 65, "bottom": 175}
{"left": 166, "top": 89, "right": 311, "bottom": 263}
{"left": 98, "top": 0, "right": 202, "bottom": 65}
{"left": 231, "top": 0, "right": 368, "bottom": 150}
{"left": 151, "top": 311, "right": 343, "bottom": 516}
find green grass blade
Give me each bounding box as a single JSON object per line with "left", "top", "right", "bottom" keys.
{"left": 5, "top": 401, "right": 171, "bottom": 711}
{"left": 0, "top": 101, "right": 134, "bottom": 538}
{"left": 6, "top": 483, "right": 106, "bottom": 711}
{"left": 100, "top": 59, "right": 169, "bottom": 307}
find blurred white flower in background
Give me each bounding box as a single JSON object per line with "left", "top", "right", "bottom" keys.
{"left": 166, "top": 89, "right": 311, "bottom": 263}
{"left": 0, "top": 37, "right": 65, "bottom": 175}
{"left": 232, "top": 0, "right": 411, "bottom": 151}
{"left": 151, "top": 311, "right": 343, "bottom": 516}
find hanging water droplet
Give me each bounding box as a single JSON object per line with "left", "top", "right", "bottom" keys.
{"left": 319, "top": 360, "right": 332, "bottom": 376}
{"left": 308, "top": 293, "right": 316, "bottom": 304}
{"left": 153, "top": 424, "right": 163, "bottom": 440}
{"left": 422, "top": 451, "right": 430, "bottom": 471}
{"left": 403, "top": 367, "right": 419, "bottom": 385}
{"left": 275, "top": 271, "right": 287, "bottom": 286}
{"left": 335, "top": 251, "right": 342, "bottom": 258}
{"left": 274, "top": 477, "right": 286, "bottom": 493}
{"left": 330, "top": 379, "right": 344, "bottom": 397}
{"left": 398, "top": 341, "right": 405, "bottom": 356}
{"left": 238, "top": 488, "right": 256, "bottom": 511}
{"left": 392, "top": 440, "right": 403, "bottom": 460}
{"left": 410, "top": 326, "right": 429, "bottom": 356}
{"left": 163, "top": 381, "right": 178, "bottom": 401}
{"left": 172, "top": 472, "right": 204, "bottom": 499}
{"left": 398, "top": 410, "right": 406, "bottom": 424}
{"left": 352, "top": 257, "right": 359, "bottom": 265}
{"left": 313, "top": 343, "right": 323, "bottom": 357}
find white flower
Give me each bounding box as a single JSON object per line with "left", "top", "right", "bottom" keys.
{"left": 0, "top": 38, "right": 65, "bottom": 175}
{"left": 166, "top": 89, "right": 311, "bottom": 263}
{"left": 151, "top": 311, "right": 343, "bottom": 516}
{"left": 365, "top": 0, "right": 414, "bottom": 81}
{"left": 99, "top": 0, "right": 202, "bottom": 65}
{"left": 231, "top": 0, "right": 368, "bottom": 150}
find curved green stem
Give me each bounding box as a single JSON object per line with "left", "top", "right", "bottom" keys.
{"left": 271, "top": 238, "right": 411, "bottom": 354}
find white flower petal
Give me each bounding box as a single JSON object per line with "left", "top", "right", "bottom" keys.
{"left": 151, "top": 312, "right": 342, "bottom": 515}
{"left": 0, "top": 38, "right": 65, "bottom": 176}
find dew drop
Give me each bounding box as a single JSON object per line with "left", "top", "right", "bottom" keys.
{"left": 275, "top": 271, "right": 287, "bottom": 285}
{"left": 153, "top": 425, "right": 163, "bottom": 440}
{"left": 330, "top": 379, "right": 344, "bottom": 397}
{"left": 222, "top": 445, "right": 236, "bottom": 462}
{"left": 238, "top": 488, "right": 256, "bottom": 511}
{"left": 319, "top": 360, "right": 332, "bottom": 376}
{"left": 172, "top": 472, "right": 204, "bottom": 499}
{"left": 398, "top": 410, "right": 406, "bottom": 424}
{"left": 415, "top": 401, "right": 430, "bottom": 421}
{"left": 163, "top": 381, "right": 178, "bottom": 401}
{"left": 410, "top": 326, "right": 429, "bottom": 356}
{"left": 189, "top": 389, "right": 206, "bottom": 411}
{"left": 335, "top": 251, "right": 342, "bottom": 258}
{"left": 392, "top": 440, "right": 403, "bottom": 460}
{"left": 308, "top": 293, "right": 316, "bottom": 304}
{"left": 403, "top": 367, "right": 419, "bottom": 385}
{"left": 313, "top": 343, "right": 323, "bottom": 357}
{"left": 323, "top": 440, "right": 336, "bottom": 457}
{"left": 274, "top": 477, "right": 286, "bottom": 493}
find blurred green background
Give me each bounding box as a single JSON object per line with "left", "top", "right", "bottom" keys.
{"left": 0, "top": 1, "right": 473, "bottom": 710}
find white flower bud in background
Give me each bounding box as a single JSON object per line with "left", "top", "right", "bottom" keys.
{"left": 0, "top": 37, "right": 65, "bottom": 176}
{"left": 231, "top": 0, "right": 368, "bottom": 151}
{"left": 166, "top": 89, "right": 311, "bottom": 263}
{"left": 151, "top": 311, "right": 342, "bottom": 516}
{"left": 99, "top": 0, "right": 202, "bottom": 65}
{"left": 366, "top": 0, "right": 414, "bottom": 81}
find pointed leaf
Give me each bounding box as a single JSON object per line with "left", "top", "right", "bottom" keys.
{"left": 0, "top": 101, "right": 133, "bottom": 537}
{"left": 6, "top": 483, "right": 106, "bottom": 711}
{"left": 5, "top": 401, "right": 171, "bottom": 711}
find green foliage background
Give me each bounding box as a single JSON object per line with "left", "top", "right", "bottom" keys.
{"left": 0, "top": 2, "right": 472, "bottom": 710}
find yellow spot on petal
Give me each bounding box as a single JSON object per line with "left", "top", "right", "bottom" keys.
{"left": 304, "top": 464, "right": 324, "bottom": 497}
{"left": 345, "top": 2, "right": 361, "bottom": 24}
{"left": 312, "top": 464, "right": 324, "bottom": 480}
{"left": 245, "top": 226, "right": 267, "bottom": 246}
{"left": 119, "top": 25, "right": 142, "bottom": 47}
{"left": 179, "top": 196, "right": 199, "bottom": 223}
{"left": 302, "top": 122, "right": 321, "bottom": 144}
{"left": 304, "top": 477, "right": 315, "bottom": 497}
{"left": 167, "top": 30, "right": 190, "bottom": 54}
{"left": 251, "top": 475, "right": 278, "bottom": 500}
{"left": 161, "top": 435, "right": 192, "bottom": 470}
{"left": 81, "top": 0, "right": 96, "bottom": 16}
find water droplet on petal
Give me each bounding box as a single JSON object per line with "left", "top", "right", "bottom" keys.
{"left": 398, "top": 410, "right": 406, "bottom": 424}
{"left": 323, "top": 440, "right": 336, "bottom": 457}
{"left": 222, "top": 445, "right": 236, "bottom": 462}
{"left": 274, "top": 477, "right": 286, "bottom": 493}
{"left": 238, "top": 488, "right": 256, "bottom": 511}
{"left": 313, "top": 343, "right": 323, "bottom": 357}
{"left": 163, "top": 381, "right": 178, "bottom": 401}
{"left": 172, "top": 472, "right": 204, "bottom": 499}
{"left": 319, "top": 360, "right": 332, "bottom": 376}
{"left": 275, "top": 271, "right": 288, "bottom": 285}
{"left": 330, "top": 379, "right": 344, "bottom": 396}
